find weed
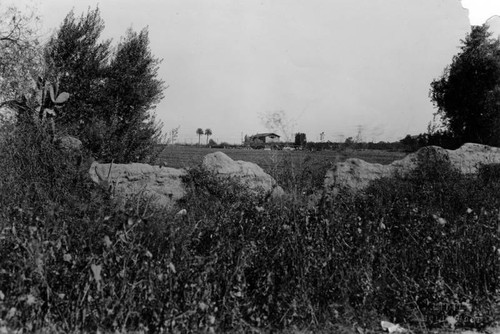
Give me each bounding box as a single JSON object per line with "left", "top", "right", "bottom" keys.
{"left": 0, "top": 125, "right": 499, "bottom": 332}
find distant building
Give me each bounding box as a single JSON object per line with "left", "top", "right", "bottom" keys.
{"left": 248, "top": 133, "right": 280, "bottom": 144}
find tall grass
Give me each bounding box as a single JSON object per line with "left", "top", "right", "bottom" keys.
{"left": 0, "top": 126, "right": 499, "bottom": 332}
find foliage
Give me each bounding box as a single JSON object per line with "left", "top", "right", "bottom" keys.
{"left": 100, "top": 28, "right": 165, "bottom": 162}
{"left": 267, "top": 152, "right": 330, "bottom": 194}
{"left": 1, "top": 125, "right": 499, "bottom": 332}
{"left": 165, "top": 125, "right": 180, "bottom": 145}
{"left": 44, "top": 7, "right": 110, "bottom": 128}
{"left": 196, "top": 127, "right": 203, "bottom": 145}
{"left": 204, "top": 128, "right": 212, "bottom": 145}
{"left": 399, "top": 134, "right": 429, "bottom": 152}
{"left": 354, "top": 159, "right": 500, "bottom": 329}
{"left": 0, "top": 3, "right": 42, "bottom": 107}
{"left": 430, "top": 24, "right": 500, "bottom": 146}
{"left": 294, "top": 132, "right": 307, "bottom": 147}
{"left": 44, "top": 8, "right": 165, "bottom": 163}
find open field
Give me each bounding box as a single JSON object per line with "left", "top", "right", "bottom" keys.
{"left": 158, "top": 145, "right": 407, "bottom": 171}
{"left": 158, "top": 146, "right": 408, "bottom": 191}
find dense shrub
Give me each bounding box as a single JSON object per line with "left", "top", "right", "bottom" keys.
{"left": 0, "top": 127, "right": 499, "bottom": 332}
{"left": 267, "top": 152, "right": 331, "bottom": 195}
{"left": 355, "top": 160, "right": 500, "bottom": 328}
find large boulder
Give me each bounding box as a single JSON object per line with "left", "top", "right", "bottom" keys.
{"left": 89, "top": 162, "right": 187, "bottom": 208}
{"left": 325, "top": 143, "right": 500, "bottom": 191}
{"left": 202, "top": 151, "right": 285, "bottom": 198}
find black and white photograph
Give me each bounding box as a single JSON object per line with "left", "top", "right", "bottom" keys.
{"left": 1, "top": 0, "right": 500, "bottom": 332}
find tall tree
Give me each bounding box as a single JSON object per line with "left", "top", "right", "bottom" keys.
{"left": 103, "top": 27, "right": 165, "bottom": 162}
{"left": 44, "top": 8, "right": 166, "bottom": 162}
{"left": 0, "top": 4, "right": 42, "bottom": 116}
{"left": 294, "top": 132, "right": 306, "bottom": 147}
{"left": 196, "top": 128, "right": 203, "bottom": 145}
{"left": 430, "top": 24, "right": 500, "bottom": 146}
{"left": 204, "top": 128, "right": 212, "bottom": 145}
{"left": 44, "top": 7, "right": 111, "bottom": 128}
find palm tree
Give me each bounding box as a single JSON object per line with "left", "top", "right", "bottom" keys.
{"left": 196, "top": 128, "right": 203, "bottom": 145}
{"left": 205, "top": 128, "right": 212, "bottom": 145}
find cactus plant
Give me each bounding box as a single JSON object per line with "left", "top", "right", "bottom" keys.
{"left": 35, "top": 76, "right": 70, "bottom": 140}
{"left": 37, "top": 77, "right": 69, "bottom": 119}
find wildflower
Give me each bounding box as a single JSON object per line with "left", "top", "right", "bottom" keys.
{"left": 437, "top": 217, "right": 446, "bottom": 226}
{"left": 198, "top": 302, "right": 209, "bottom": 311}
{"left": 381, "top": 320, "right": 407, "bottom": 333}
{"left": 432, "top": 214, "right": 446, "bottom": 226}
{"left": 103, "top": 235, "right": 112, "bottom": 248}
{"left": 26, "top": 294, "right": 36, "bottom": 305}
{"left": 176, "top": 209, "right": 187, "bottom": 216}
{"left": 446, "top": 316, "right": 457, "bottom": 330}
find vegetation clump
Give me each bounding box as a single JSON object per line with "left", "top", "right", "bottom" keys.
{"left": 1, "top": 125, "right": 499, "bottom": 333}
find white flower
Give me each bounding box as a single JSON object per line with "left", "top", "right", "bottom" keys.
{"left": 103, "top": 236, "right": 112, "bottom": 248}
{"left": 381, "top": 320, "right": 407, "bottom": 333}
{"left": 26, "top": 294, "right": 36, "bottom": 305}
{"left": 445, "top": 316, "right": 457, "bottom": 329}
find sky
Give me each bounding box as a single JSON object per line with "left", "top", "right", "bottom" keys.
{"left": 9, "top": 0, "right": 500, "bottom": 143}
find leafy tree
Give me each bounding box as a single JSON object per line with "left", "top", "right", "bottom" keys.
{"left": 430, "top": 24, "right": 500, "bottom": 146}
{"left": 0, "top": 4, "right": 43, "bottom": 121}
{"left": 44, "top": 7, "right": 111, "bottom": 128}
{"left": 344, "top": 137, "right": 354, "bottom": 146}
{"left": 44, "top": 8, "right": 165, "bottom": 162}
{"left": 204, "top": 128, "right": 212, "bottom": 145}
{"left": 294, "top": 132, "right": 306, "bottom": 147}
{"left": 102, "top": 28, "right": 165, "bottom": 162}
{"left": 196, "top": 128, "right": 203, "bottom": 145}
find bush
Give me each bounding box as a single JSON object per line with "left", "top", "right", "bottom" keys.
{"left": 355, "top": 159, "right": 500, "bottom": 328}
{"left": 0, "top": 127, "right": 499, "bottom": 332}
{"left": 267, "top": 153, "right": 330, "bottom": 195}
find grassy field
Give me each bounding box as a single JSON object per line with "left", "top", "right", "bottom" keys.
{"left": 158, "top": 145, "right": 407, "bottom": 170}
{"left": 158, "top": 145, "right": 407, "bottom": 192}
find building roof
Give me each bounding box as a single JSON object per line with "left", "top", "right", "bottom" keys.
{"left": 250, "top": 133, "right": 280, "bottom": 138}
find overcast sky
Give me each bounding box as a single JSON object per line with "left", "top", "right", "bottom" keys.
{"left": 15, "top": 0, "right": 500, "bottom": 143}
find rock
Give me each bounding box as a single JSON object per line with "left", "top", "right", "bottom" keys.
{"left": 325, "top": 143, "right": 500, "bottom": 192}
{"left": 202, "top": 151, "right": 284, "bottom": 198}
{"left": 325, "top": 158, "right": 393, "bottom": 191}
{"left": 89, "top": 162, "right": 187, "bottom": 208}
